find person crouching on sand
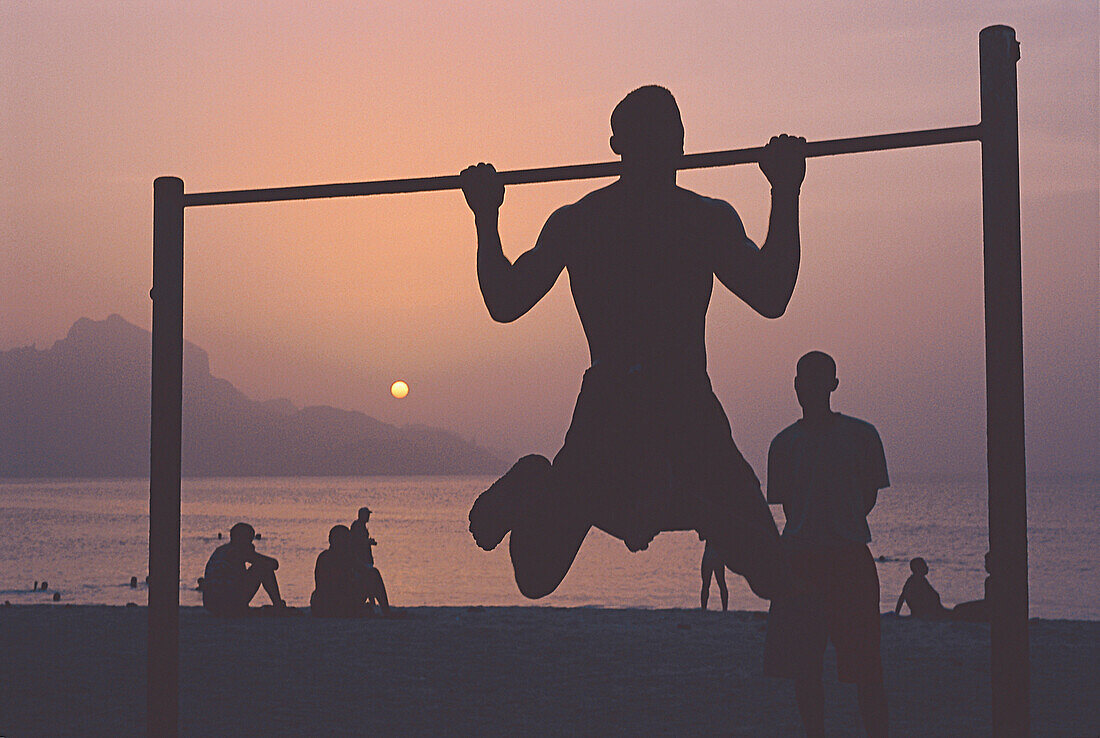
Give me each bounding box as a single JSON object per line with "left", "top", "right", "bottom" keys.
{"left": 202, "top": 522, "right": 286, "bottom": 617}
{"left": 311, "top": 525, "right": 390, "bottom": 617}
{"left": 763, "top": 351, "right": 890, "bottom": 738}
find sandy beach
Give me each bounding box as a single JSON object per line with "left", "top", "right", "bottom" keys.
{"left": 0, "top": 605, "right": 1095, "bottom": 736}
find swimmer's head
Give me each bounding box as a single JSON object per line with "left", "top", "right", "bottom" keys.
{"left": 910, "top": 557, "right": 929, "bottom": 576}
{"left": 610, "top": 86, "right": 684, "bottom": 175}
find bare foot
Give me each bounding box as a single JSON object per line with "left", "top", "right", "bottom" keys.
{"left": 469, "top": 455, "right": 551, "bottom": 550}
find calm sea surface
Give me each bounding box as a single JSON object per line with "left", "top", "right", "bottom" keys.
{"left": 0, "top": 477, "right": 1095, "bottom": 619}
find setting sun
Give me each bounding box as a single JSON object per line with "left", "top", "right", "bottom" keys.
{"left": 390, "top": 380, "right": 409, "bottom": 399}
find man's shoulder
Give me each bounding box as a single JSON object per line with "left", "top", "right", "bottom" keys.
{"left": 562, "top": 183, "right": 618, "bottom": 210}
{"left": 770, "top": 421, "right": 803, "bottom": 450}
{"left": 835, "top": 413, "right": 881, "bottom": 439}
{"left": 675, "top": 187, "right": 743, "bottom": 220}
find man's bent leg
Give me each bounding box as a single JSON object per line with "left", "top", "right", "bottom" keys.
{"left": 368, "top": 568, "right": 390, "bottom": 615}
{"left": 704, "top": 496, "right": 790, "bottom": 600}
{"left": 509, "top": 515, "right": 590, "bottom": 599}
{"left": 470, "top": 455, "right": 553, "bottom": 551}
{"left": 246, "top": 562, "right": 284, "bottom": 607}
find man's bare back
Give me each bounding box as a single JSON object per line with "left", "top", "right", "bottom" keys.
{"left": 460, "top": 86, "right": 806, "bottom": 599}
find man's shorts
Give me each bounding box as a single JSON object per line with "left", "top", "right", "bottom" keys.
{"left": 763, "top": 541, "right": 882, "bottom": 683}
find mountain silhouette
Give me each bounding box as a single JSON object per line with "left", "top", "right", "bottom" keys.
{"left": 0, "top": 315, "right": 505, "bottom": 477}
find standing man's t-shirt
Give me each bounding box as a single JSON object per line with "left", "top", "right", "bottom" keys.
{"left": 767, "top": 413, "right": 889, "bottom": 544}
{"left": 764, "top": 412, "right": 890, "bottom": 684}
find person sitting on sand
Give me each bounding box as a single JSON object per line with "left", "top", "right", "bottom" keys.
{"left": 896, "top": 554, "right": 992, "bottom": 622}
{"left": 202, "top": 522, "right": 286, "bottom": 617}
{"left": 461, "top": 85, "right": 807, "bottom": 601}
{"left": 700, "top": 537, "right": 728, "bottom": 611}
{"left": 895, "top": 557, "right": 950, "bottom": 620}
{"left": 763, "top": 351, "right": 890, "bottom": 738}
{"left": 311, "top": 525, "right": 390, "bottom": 617}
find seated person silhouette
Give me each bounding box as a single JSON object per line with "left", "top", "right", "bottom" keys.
{"left": 896, "top": 554, "right": 992, "bottom": 622}
{"left": 460, "top": 85, "right": 807, "bottom": 600}
{"left": 895, "top": 557, "right": 950, "bottom": 620}
{"left": 700, "top": 537, "right": 728, "bottom": 611}
{"left": 762, "top": 352, "right": 890, "bottom": 738}
{"left": 311, "top": 525, "right": 390, "bottom": 617}
{"left": 202, "top": 522, "right": 286, "bottom": 617}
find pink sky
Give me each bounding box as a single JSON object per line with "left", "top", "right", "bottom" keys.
{"left": 2, "top": 1, "right": 1096, "bottom": 478}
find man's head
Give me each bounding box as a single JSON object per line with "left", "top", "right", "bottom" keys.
{"left": 329, "top": 524, "right": 351, "bottom": 549}
{"left": 229, "top": 522, "right": 255, "bottom": 546}
{"left": 794, "top": 351, "right": 838, "bottom": 411}
{"left": 357, "top": 506, "right": 371, "bottom": 523}
{"left": 910, "top": 557, "right": 929, "bottom": 576}
{"left": 610, "top": 86, "right": 684, "bottom": 175}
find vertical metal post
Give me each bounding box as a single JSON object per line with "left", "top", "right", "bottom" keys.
{"left": 979, "top": 25, "right": 1029, "bottom": 737}
{"left": 149, "top": 176, "right": 184, "bottom": 737}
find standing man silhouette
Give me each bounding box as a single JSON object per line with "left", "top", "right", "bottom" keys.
{"left": 461, "top": 85, "right": 806, "bottom": 600}
{"left": 763, "top": 351, "right": 890, "bottom": 737}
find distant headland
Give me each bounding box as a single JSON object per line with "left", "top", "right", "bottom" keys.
{"left": 0, "top": 315, "right": 505, "bottom": 477}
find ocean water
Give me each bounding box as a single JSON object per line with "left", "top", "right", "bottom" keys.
{"left": 0, "top": 477, "right": 1095, "bottom": 619}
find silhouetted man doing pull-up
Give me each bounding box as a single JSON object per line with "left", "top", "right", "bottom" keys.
{"left": 461, "top": 86, "right": 806, "bottom": 600}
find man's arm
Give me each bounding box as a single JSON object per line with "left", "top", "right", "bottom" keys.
{"left": 461, "top": 163, "right": 567, "bottom": 323}
{"left": 863, "top": 487, "right": 880, "bottom": 517}
{"left": 245, "top": 547, "right": 279, "bottom": 571}
{"left": 712, "top": 135, "right": 805, "bottom": 319}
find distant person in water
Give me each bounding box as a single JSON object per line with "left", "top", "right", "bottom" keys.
{"left": 763, "top": 351, "right": 890, "bottom": 738}
{"left": 202, "top": 522, "right": 286, "bottom": 617}
{"left": 311, "top": 525, "right": 390, "bottom": 617}
{"left": 700, "top": 537, "right": 728, "bottom": 611}
{"left": 896, "top": 554, "right": 991, "bottom": 622}
{"left": 460, "top": 85, "right": 806, "bottom": 600}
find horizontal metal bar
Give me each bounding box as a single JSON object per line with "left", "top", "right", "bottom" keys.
{"left": 183, "top": 123, "right": 981, "bottom": 207}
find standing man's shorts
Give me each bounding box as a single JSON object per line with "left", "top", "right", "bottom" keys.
{"left": 763, "top": 541, "right": 882, "bottom": 683}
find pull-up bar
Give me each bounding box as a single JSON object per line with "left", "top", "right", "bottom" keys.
{"left": 148, "top": 25, "right": 1028, "bottom": 737}
{"left": 184, "top": 123, "right": 982, "bottom": 207}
